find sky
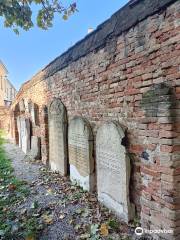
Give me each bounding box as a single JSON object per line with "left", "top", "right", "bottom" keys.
{"left": 0, "top": 0, "right": 129, "bottom": 90}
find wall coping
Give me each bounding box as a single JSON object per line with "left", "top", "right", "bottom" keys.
{"left": 14, "top": 0, "right": 177, "bottom": 103}
{"left": 43, "top": 0, "right": 177, "bottom": 77}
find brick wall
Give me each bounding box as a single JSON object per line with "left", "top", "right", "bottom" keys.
{"left": 0, "top": 106, "right": 11, "bottom": 136}
{"left": 11, "top": 0, "right": 180, "bottom": 238}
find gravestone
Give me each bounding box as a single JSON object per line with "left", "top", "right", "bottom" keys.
{"left": 27, "top": 101, "right": 39, "bottom": 125}
{"left": 31, "top": 103, "right": 35, "bottom": 123}
{"left": 96, "top": 122, "right": 134, "bottom": 222}
{"left": 30, "top": 103, "right": 39, "bottom": 125}
{"left": 41, "top": 105, "right": 49, "bottom": 164}
{"left": 19, "top": 99, "right": 25, "bottom": 112}
{"left": 48, "top": 98, "right": 68, "bottom": 175}
{"left": 24, "top": 99, "right": 29, "bottom": 112}
{"left": 68, "top": 117, "right": 94, "bottom": 191}
{"left": 25, "top": 136, "right": 41, "bottom": 160}
{"left": 28, "top": 100, "right": 32, "bottom": 113}
{"left": 20, "top": 118, "right": 31, "bottom": 154}
{"left": 16, "top": 116, "right": 22, "bottom": 148}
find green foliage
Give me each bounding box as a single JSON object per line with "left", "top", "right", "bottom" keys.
{"left": 108, "top": 219, "right": 119, "bottom": 230}
{"left": 0, "top": 0, "right": 77, "bottom": 34}
{"left": 132, "top": 216, "right": 140, "bottom": 227}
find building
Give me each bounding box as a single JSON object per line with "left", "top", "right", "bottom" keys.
{"left": 0, "top": 60, "right": 17, "bottom": 106}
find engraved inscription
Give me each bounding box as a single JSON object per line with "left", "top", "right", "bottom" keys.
{"left": 97, "top": 148, "right": 121, "bottom": 174}
{"left": 96, "top": 122, "right": 134, "bottom": 222}
{"left": 68, "top": 117, "right": 94, "bottom": 191}
{"left": 69, "top": 120, "right": 92, "bottom": 177}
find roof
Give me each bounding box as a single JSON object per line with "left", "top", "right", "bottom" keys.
{"left": 0, "top": 60, "right": 8, "bottom": 74}
{"left": 6, "top": 78, "right": 17, "bottom": 92}
{"left": 43, "top": 0, "right": 178, "bottom": 78}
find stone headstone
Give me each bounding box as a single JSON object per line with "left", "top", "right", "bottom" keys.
{"left": 24, "top": 99, "right": 29, "bottom": 112}
{"left": 48, "top": 98, "right": 67, "bottom": 175}
{"left": 28, "top": 100, "right": 32, "bottom": 113}
{"left": 30, "top": 103, "right": 39, "bottom": 125}
{"left": 16, "top": 116, "right": 22, "bottom": 148}
{"left": 19, "top": 99, "right": 25, "bottom": 112}
{"left": 96, "top": 122, "right": 135, "bottom": 222}
{"left": 68, "top": 117, "right": 95, "bottom": 191}
{"left": 25, "top": 136, "right": 41, "bottom": 160}
{"left": 21, "top": 118, "right": 31, "bottom": 154}
{"left": 41, "top": 105, "right": 49, "bottom": 164}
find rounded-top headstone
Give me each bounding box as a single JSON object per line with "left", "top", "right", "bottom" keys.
{"left": 68, "top": 116, "right": 95, "bottom": 191}
{"left": 18, "top": 117, "right": 30, "bottom": 154}
{"left": 19, "top": 99, "right": 25, "bottom": 112}
{"left": 96, "top": 121, "right": 135, "bottom": 222}
{"left": 48, "top": 98, "right": 68, "bottom": 175}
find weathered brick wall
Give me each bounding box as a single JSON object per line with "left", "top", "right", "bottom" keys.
{"left": 11, "top": 0, "right": 180, "bottom": 238}
{"left": 12, "top": 71, "right": 49, "bottom": 162}
{"left": 0, "top": 106, "right": 11, "bottom": 136}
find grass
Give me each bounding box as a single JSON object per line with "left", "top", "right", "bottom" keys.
{"left": 0, "top": 130, "right": 42, "bottom": 239}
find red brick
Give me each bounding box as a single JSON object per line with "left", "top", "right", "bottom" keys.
{"left": 141, "top": 166, "right": 160, "bottom": 177}
{"left": 173, "top": 145, "right": 180, "bottom": 152}
{"left": 160, "top": 124, "right": 173, "bottom": 131}
{"left": 148, "top": 123, "right": 159, "bottom": 130}
{"left": 159, "top": 130, "right": 177, "bottom": 138}
{"left": 176, "top": 87, "right": 180, "bottom": 94}
{"left": 130, "top": 144, "right": 144, "bottom": 153}
{"left": 161, "top": 145, "right": 173, "bottom": 153}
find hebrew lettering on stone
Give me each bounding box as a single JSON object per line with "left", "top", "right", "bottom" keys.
{"left": 96, "top": 121, "right": 134, "bottom": 222}
{"left": 68, "top": 117, "right": 95, "bottom": 191}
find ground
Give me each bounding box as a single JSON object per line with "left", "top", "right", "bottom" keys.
{"left": 0, "top": 137, "right": 140, "bottom": 240}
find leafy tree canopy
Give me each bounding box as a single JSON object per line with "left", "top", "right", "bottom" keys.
{"left": 0, "top": 0, "right": 77, "bottom": 34}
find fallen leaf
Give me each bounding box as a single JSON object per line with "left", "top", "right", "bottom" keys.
{"left": 82, "top": 208, "right": 89, "bottom": 218}
{"left": 75, "top": 208, "right": 84, "bottom": 215}
{"left": 8, "top": 183, "right": 16, "bottom": 191}
{"left": 100, "top": 223, "right": 109, "bottom": 237}
{"left": 74, "top": 224, "right": 81, "bottom": 230}
{"left": 2, "top": 207, "right": 8, "bottom": 212}
{"left": 46, "top": 188, "right": 53, "bottom": 195}
{"left": 20, "top": 208, "right": 27, "bottom": 215}
{"left": 31, "top": 200, "right": 39, "bottom": 209}
{"left": 80, "top": 233, "right": 90, "bottom": 239}
{"left": 25, "top": 237, "right": 35, "bottom": 240}
{"left": 42, "top": 214, "right": 53, "bottom": 224}
{"left": 89, "top": 197, "right": 97, "bottom": 202}
{"left": 59, "top": 214, "right": 65, "bottom": 219}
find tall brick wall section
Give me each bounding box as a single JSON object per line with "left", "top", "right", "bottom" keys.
{"left": 12, "top": 71, "right": 49, "bottom": 162}
{"left": 11, "top": 0, "right": 180, "bottom": 238}
{"left": 0, "top": 106, "right": 11, "bottom": 136}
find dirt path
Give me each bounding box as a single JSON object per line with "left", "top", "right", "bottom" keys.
{"left": 4, "top": 143, "right": 77, "bottom": 240}
{"left": 5, "top": 143, "right": 41, "bottom": 183}
{"left": 4, "top": 142, "right": 138, "bottom": 240}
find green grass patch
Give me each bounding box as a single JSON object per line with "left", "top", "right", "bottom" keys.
{"left": 0, "top": 132, "right": 42, "bottom": 239}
